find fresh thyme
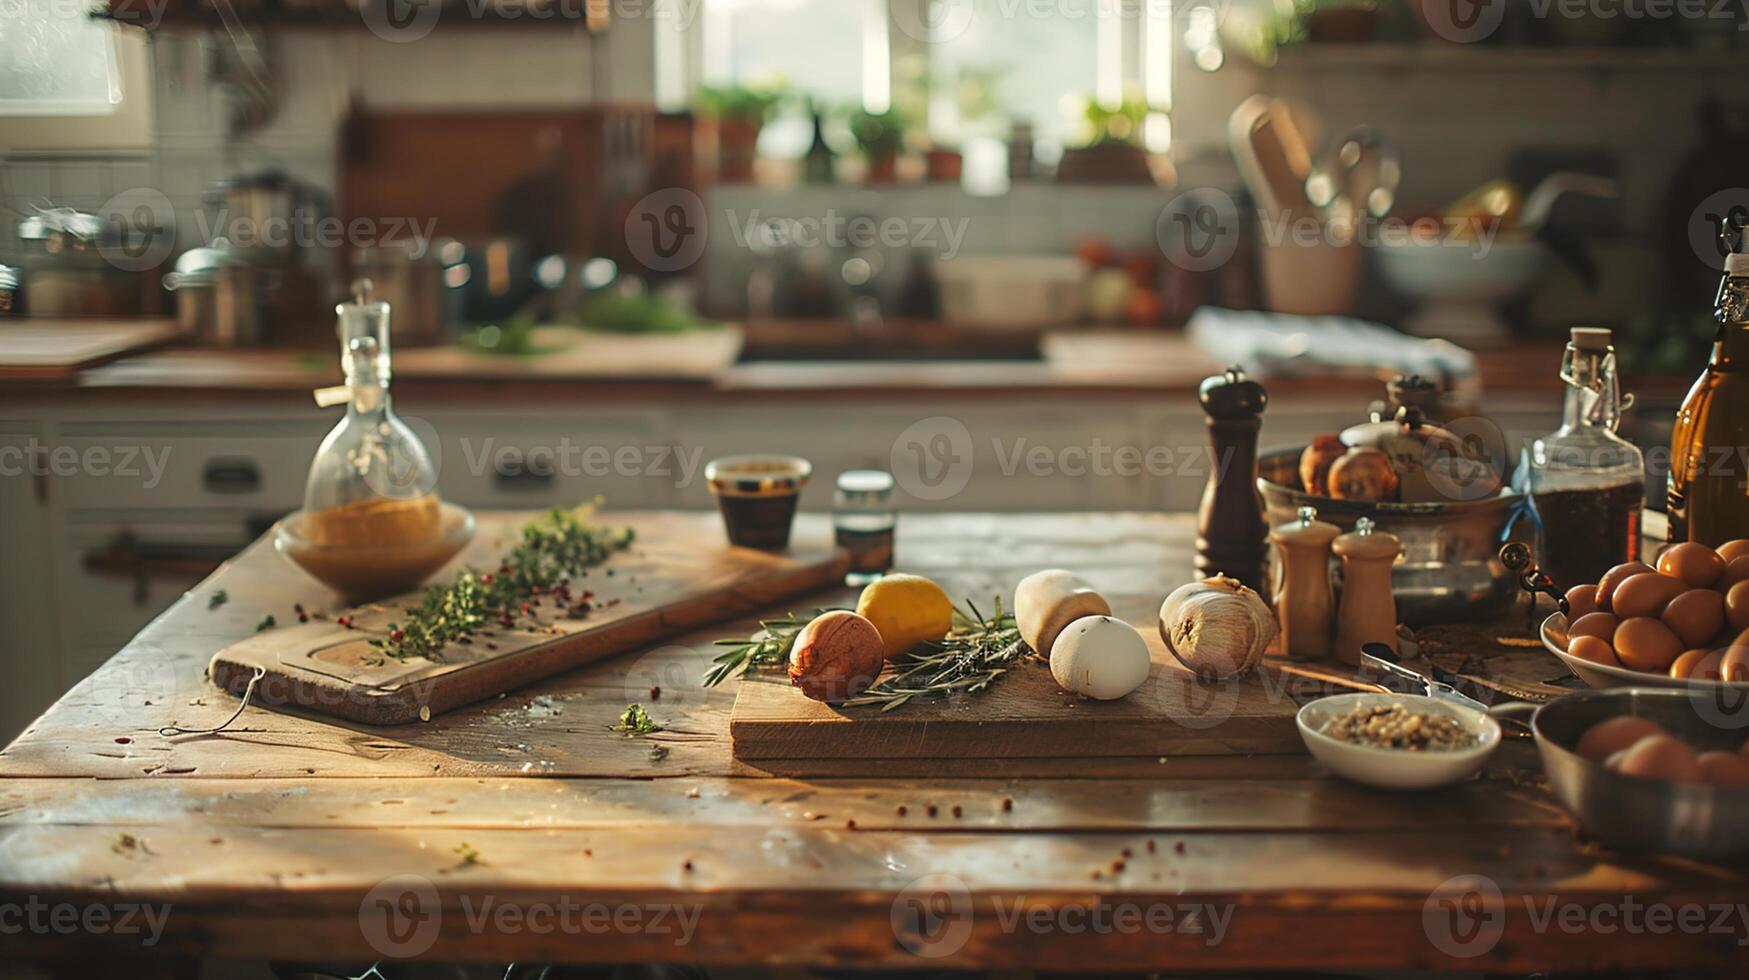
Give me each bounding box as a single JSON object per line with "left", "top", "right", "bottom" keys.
{"left": 255, "top": 614, "right": 276, "bottom": 632}
{"left": 208, "top": 590, "right": 228, "bottom": 610}
{"left": 371, "top": 504, "right": 634, "bottom": 661}
{"left": 613, "top": 703, "right": 661, "bottom": 735}
{"left": 702, "top": 610, "right": 839, "bottom": 687}
{"left": 703, "top": 597, "right": 1030, "bottom": 710}
{"left": 839, "top": 598, "right": 1026, "bottom": 711}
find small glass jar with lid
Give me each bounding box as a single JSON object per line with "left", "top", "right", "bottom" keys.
{"left": 833, "top": 469, "right": 896, "bottom": 584}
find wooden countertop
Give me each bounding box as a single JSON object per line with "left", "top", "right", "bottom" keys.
{"left": 1, "top": 511, "right": 1742, "bottom": 972}
{"left": 2, "top": 334, "right": 1693, "bottom": 406}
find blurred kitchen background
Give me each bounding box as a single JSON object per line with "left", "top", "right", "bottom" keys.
{"left": 3, "top": 0, "right": 1748, "bottom": 732}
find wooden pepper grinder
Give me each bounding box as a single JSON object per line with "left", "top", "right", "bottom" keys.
{"left": 1196, "top": 366, "right": 1269, "bottom": 594}
{"left": 1333, "top": 516, "right": 1402, "bottom": 665}
{"left": 1271, "top": 505, "right": 1338, "bottom": 660}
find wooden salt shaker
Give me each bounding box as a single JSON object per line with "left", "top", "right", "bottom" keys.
{"left": 1332, "top": 516, "right": 1401, "bottom": 665}
{"left": 1271, "top": 505, "right": 1338, "bottom": 660}
{"left": 1195, "top": 366, "right": 1269, "bottom": 594}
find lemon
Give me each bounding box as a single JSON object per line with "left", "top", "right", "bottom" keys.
{"left": 855, "top": 573, "right": 954, "bottom": 659}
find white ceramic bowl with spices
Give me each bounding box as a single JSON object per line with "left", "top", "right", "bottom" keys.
{"left": 1296, "top": 692, "right": 1502, "bottom": 790}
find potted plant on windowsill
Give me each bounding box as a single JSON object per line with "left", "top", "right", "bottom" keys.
{"left": 698, "top": 81, "right": 786, "bottom": 183}
{"left": 1057, "top": 91, "right": 1157, "bottom": 185}
{"left": 849, "top": 108, "right": 905, "bottom": 184}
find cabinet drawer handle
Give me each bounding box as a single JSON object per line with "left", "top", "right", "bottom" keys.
{"left": 203, "top": 458, "right": 261, "bottom": 494}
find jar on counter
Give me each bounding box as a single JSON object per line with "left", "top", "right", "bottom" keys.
{"left": 834, "top": 469, "right": 896, "bottom": 585}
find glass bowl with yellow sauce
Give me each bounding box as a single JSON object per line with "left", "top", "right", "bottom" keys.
{"left": 276, "top": 495, "right": 475, "bottom": 601}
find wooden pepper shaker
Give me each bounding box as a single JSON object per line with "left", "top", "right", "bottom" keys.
{"left": 1332, "top": 516, "right": 1402, "bottom": 665}
{"left": 1271, "top": 505, "right": 1338, "bottom": 660}
{"left": 1196, "top": 366, "right": 1269, "bottom": 594}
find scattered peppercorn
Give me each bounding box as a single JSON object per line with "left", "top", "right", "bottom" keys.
{"left": 1001, "top": 797, "right": 1014, "bottom": 811}
{"left": 1174, "top": 841, "right": 1185, "bottom": 854}
{"left": 649, "top": 685, "right": 661, "bottom": 700}
{"left": 926, "top": 804, "right": 939, "bottom": 817}
{"left": 951, "top": 805, "right": 963, "bottom": 818}
{"left": 896, "top": 805, "right": 908, "bottom": 816}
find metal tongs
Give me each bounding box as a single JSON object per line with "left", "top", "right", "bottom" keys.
{"left": 1360, "top": 642, "right": 1533, "bottom": 737}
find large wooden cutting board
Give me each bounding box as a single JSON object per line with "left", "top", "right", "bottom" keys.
{"left": 732, "top": 626, "right": 1344, "bottom": 773}
{"left": 211, "top": 512, "right": 846, "bottom": 725}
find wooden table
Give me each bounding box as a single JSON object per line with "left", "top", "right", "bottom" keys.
{"left": 1, "top": 512, "right": 1744, "bottom": 974}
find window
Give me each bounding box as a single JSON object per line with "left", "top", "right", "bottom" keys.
{"left": 0, "top": 6, "right": 152, "bottom": 150}
{"left": 662, "top": 0, "right": 1188, "bottom": 185}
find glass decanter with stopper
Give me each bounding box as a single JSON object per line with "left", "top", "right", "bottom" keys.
{"left": 279, "top": 282, "right": 469, "bottom": 600}
{"left": 1526, "top": 327, "right": 1643, "bottom": 590}
{"left": 1667, "top": 248, "right": 1749, "bottom": 546}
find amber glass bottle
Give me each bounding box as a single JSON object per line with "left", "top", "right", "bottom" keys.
{"left": 1668, "top": 253, "right": 1749, "bottom": 546}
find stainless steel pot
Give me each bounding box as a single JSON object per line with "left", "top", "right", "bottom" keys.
{"left": 163, "top": 241, "right": 278, "bottom": 346}
{"left": 1258, "top": 446, "right": 1523, "bottom": 625}
{"left": 16, "top": 210, "right": 148, "bottom": 316}
{"left": 352, "top": 238, "right": 463, "bottom": 345}
{"left": 1524, "top": 688, "right": 1749, "bottom": 860}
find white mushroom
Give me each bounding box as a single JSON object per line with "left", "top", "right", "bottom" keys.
{"left": 1014, "top": 569, "right": 1112, "bottom": 658}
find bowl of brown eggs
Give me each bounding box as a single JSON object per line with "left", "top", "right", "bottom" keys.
{"left": 1540, "top": 538, "right": 1749, "bottom": 690}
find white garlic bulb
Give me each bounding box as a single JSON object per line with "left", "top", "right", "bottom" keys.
{"left": 1049, "top": 615, "right": 1151, "bottom": 700}
{"left": 1158, "top": 576, "right": 1277, "bottom": 679}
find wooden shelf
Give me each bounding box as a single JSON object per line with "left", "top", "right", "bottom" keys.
{"left": 1271, "top": 43, "right": 1749, "bottom": 73}
{"left": 100, "top": 0, "right": 612, "bottom": 33}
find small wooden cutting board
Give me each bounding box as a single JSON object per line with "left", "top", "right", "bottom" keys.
{"left": 731, "top": 627, "right": 1330, "bottom": 771}
{"left": 211, "top": 512, "right": 847, "bottom": 725}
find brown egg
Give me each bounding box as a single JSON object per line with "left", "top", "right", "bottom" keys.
{"left": 1728, "top": 580, "right": 1749, "bottom": 632}
{"left": 1613, "top": 617, "right": 1683, "bottom": 673}
{"left": 1670, "top": 648, "right": 1726, "bottom": 681}
{"left": 1722, "top": 640, "right": 1749, "bottom": 684}
{"left": 1661, "top": 588, "right": 1726, "bottom": 648}
{"left": 1565, "top": 584, "right": 1598, "bottom": 620}
{"left": 1596, "top": 561, "right": 1654, "bottom": 612}
{"left": 1697, "top": 751, "right": 1749, "bottom": 787}
{"left": 1657, "top": 541, "right": 1727, "bottom": 588}
{"left": 1612, "top": 573, "right": 1686, "bottom": 619}
{"left": 1298, "top": 435, "right": 1346, "bottom": 497}
{"left": 1614, "top": 733, "right": 1703, "bottom": 784}
{"left": 1576, "top": 715, "right": 1667, "bottom": 763}
{"left": 1722, "top": 555, "right": 1749, "bottom": 590}
{"left": 1717, "top": 539, "right": 1749, "bottom": 564}
{"left": 1566, "top": 634, "right": 1619, "bottom": 667}
{"left": 1567, "top": 611, "right": 1621, "bottom": 644}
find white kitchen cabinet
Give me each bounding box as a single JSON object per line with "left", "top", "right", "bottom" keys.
{"left": 0, "top": 423, "right": 63, "bottom": 742}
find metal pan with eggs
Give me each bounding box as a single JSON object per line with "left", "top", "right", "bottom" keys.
{"left": 1514, "top": 688, "right": 1749, "bottom": 860}
{"left": 1540, "top": 611, "right": 1749, "bottom": 693}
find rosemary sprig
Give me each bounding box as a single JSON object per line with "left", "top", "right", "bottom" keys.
{"left": 702, "top": 610, "right": 841, "bottom": 688}
{"left": 839, "top": 598, "right": 1027, "bottom": 711}
{"left": 371, "top": 504, "right": 634, "bottom": 661}
{"left": 703, "top": 597, "right": 1031, "bottom": 709}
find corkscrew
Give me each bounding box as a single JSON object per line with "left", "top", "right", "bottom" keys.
{"left": 1499, "top": 541, "right": 1570, "bottom": 631}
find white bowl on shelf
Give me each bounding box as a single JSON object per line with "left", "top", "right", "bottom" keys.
{"left": 1375, "top": 235, "right": 1547, "bottom": 346}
